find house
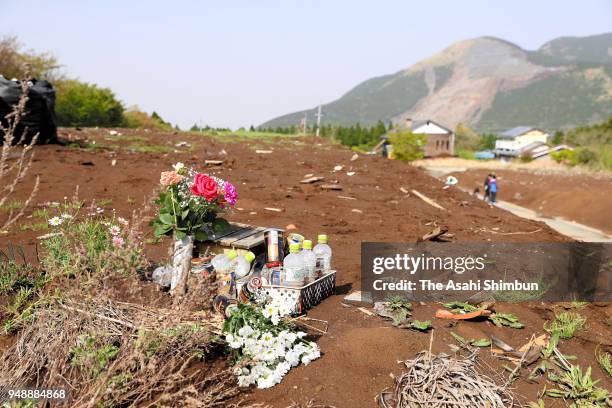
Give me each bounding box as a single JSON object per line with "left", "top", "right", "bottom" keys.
{"left": 376, "top": 118, "right": 454, "bottom": 157}
{"left": 494, "top": 126, "right": 549, "bottom": 157}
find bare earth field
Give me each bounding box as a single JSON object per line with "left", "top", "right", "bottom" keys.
{"left": 450, "top": 168, "right": 612, "bottom": 235}
{"left": 1, "top": 128, "right": 610, "bottom": 407}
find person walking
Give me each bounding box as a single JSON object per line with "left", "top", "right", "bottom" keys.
{"left": 488, "top": 174, "right": 498, "bottom": 203}
{"left": 483, "top": 173, "right": 492, "bottom": 201}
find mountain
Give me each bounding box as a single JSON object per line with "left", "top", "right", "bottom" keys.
{"left": 261, "top": 33, "right": 612, "bottom": 133}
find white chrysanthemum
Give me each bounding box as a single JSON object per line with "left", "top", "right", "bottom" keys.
{"left": 225, "top": 333, "right": 243, "bottom": 349}
{"left": 48, "top": 216, "right": 63, "bottom": 226}
{"left": 238, "top": 325, "right": 255, "bottom": 338}
{"left": 172, "top": 162, "right": 185, "bottom": 171}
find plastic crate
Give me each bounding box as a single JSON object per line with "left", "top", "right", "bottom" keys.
{"left": 238, "top": 271, "right": 336, "bottom": 315}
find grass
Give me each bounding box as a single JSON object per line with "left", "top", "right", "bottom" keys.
{"left": 18, "top": 222, "right": 49, "bottom": 232}
{"left": 547, "top": 365, "right": 610, "bottom": 406}
{"left": 0, "top": 200, "right": 24, "bottom": 212}
{"left": 596, "top": 346, "right": 612, "bottom": 377}
{"left": 70, "top": 333, "right": 121, "bottom": 378}
{"left": 544, "top": 312, "right": 587, "bottom": 339}
{"left": 97, "top": 198, "right": 113, "bottom": 207}
{"left": 188, "top": 129, "right": 299, "bottom": 144}
{"left": 493, "top": 276, "right": 550, "bottom": 302}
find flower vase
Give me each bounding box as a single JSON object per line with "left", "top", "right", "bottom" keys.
{"left": 170, "top": 234, "right": 194, "bottom": 295}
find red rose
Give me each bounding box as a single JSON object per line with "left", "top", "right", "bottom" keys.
{"left": 191, "top": 173, "right": 218, "bottom": 201}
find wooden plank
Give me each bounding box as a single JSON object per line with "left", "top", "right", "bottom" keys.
{"left": 300, "top": 176, "right": 324, "bottom": 184}
{"left": 218, "top": 227, "right": 261, "bottom": 246}
{"left": 320, "top": 184, "right": 343, "bottom": 191}
{"left": 208, "top": 223, "right": 247, "bottom": 240}
{"left": 411, "top": 189, "right": 445, "bottom": 210}
{"left": 231, "top": 228, "right": 267, "bottom": 249}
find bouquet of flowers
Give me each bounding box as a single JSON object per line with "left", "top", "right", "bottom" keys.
{"left": 150, "top": 162, "right": 237, "bottom": 241}
{"left": 224, "top": 301, "right": 321, "bottom": 389}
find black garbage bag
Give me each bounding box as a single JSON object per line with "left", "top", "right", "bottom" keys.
{"left": 0, "top": 76, "right": 58, "bottom": 145}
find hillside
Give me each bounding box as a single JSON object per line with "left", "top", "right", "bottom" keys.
{"left": 262, "top": 33, "right": 612, "bottom": 132}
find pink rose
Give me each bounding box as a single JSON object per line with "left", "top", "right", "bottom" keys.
{"left": 160, "top": 171, "right": 183, "bottom": 186}
{"left": 191, "top": 173, "right": 218, "bottom": 201}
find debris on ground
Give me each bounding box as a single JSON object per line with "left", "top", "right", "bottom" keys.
{"left": 320, "top": 184, "right": 343, "bottom": 191}
{"left": 351, "top": 209, "right": 363, "bottom": 214}
{"left": 301, "top": 176, "right": 324, "bottom": 184}
{"left": 399, "top": 187, "right": 409, "bottom": 194}
{"left": 337, "top": 195, "right": 356, "bottom": 200}
{"left": 255, "top": 149, "right": 273, "bottom": 154}
{"left": 175, "top": 141, "right": 190, "bottom": 147}
{"left": 350, "top": 153, "right": 359, "bottom": 161}
{"left": 333, "top": 165, "right": 344, "bottom": 172}
{"left": 346, "top": 171, "right": 355, "bottom": 176}
{"left": 418, "top": 226, "right": 454, "bottom": 242}
{"left": 445, "top": 175, "right": 458, "bottom": 185}
{"left": 378, "top": 341, "right": 515, "bottom": 407}
{"left": 435, "top": 308, "right": 492, "bottom": 320}
{"left": 411, "top": 189, "right": 445, "bottom": 210}
{"left": 264, "top": 207, "right": 283, "bottom": 212}
{"left": 205, "top": 159, "right": 224, "bottom": 166}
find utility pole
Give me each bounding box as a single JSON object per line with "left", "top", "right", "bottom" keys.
{"left": 315, "top": 103, "right": 322, "bottom": 137}
{"left": 302, "top": 113, "right": 308, "bottom": 135}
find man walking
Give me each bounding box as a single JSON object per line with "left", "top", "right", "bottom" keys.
{"left": 488, "top": 174, "right": 498, "bottom": 203}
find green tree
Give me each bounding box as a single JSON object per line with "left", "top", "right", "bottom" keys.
{"left": 389, "top": 130, "right": 426, "bottom": 162}
{"left": 55, "top": 79, "right": 124, "bottom": 127}
{"left": 0, "top": 35, "right": 60, "bottom": 80}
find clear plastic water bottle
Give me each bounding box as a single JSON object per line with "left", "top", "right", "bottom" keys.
{"left": 300, "top": 239, "right": 317, "bottom": 283}
{"left": 211, "top": 250, "right": 237, "bottom": 274}
{"left": 212, "top": 250, "right": 238, "bottom": 296}
{"left": 313, "top": 234, "right": 332, "bottom": 276}
{"left": 283, "top": 243, "right": 305, "bottom": 287}
{"left": 232, "top": 251, "right": 255, "bottom": 279}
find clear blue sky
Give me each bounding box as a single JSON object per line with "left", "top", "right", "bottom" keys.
{"left": 1, "top": 0, "right": 611, "bottom": 129}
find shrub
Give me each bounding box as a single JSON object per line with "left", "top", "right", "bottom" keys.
{"left": 544, "top": 312, "right": 586, "bottom": 339}
{"left": 55, "top": 79, "right": 124, "bottom": 127}
{"left": 123, "top": 106, "right": 173, "bottom": 130}
{"left": 389, "top": 130, "right": 426, "bottom": 162}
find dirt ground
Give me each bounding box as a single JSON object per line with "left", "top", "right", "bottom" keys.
{"left": 1, "top": 128, "right": 610, "bottom": 407}
{"left": 450, "top": 168, "right": 612, "bottom": 235}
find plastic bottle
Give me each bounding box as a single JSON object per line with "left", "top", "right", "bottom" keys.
{"left": 232, "top": 251, "right": 256, "bottom": 279}
{"left": 283, "top": 243, "right": 305, "bottom": 287}
{"left": 212, "top": 250, "right": 238, "bottom": 296}
{"left": 211, "top": 250, "right": 237, "bottom": 274}
{"left": 300, "top": 240, "right": 317, "bottom": 283}
{"left": 313, "top": 234, "right": 332, "bottom": 276}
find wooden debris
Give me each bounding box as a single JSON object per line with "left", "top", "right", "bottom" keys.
{"left": 300, "top": 176, "right": 324, "bottom": 184}
{"left": 320, "top": 184, "right": 343, "bottom": 191}
{"left": 337, "top": 195, "right": 356, "bottom": 200}
{"left": 205, "top": 160, "right": 224, "bottom": 166}
{"left": 435, "top": 308, "right": 492, "bottom": 320}
{"left": 357, "top": 307, "right": 374, "bottom": 316}
{"left": 255, "top": 149, "right": 273, "bottom": 154}
{"left": 264, "top": 207, "right": 283, "bottom": 212}
{"left": 411, "top": 189, "right": 445, "bottom": 210}
{"left": 399, "top": 187, "right": 409, "bottom": 194}
{"left": 351, "top": 209, "right": 363, "bottom": 214}
{"left": 350, "top": 153, "right": 359, "bottom": 161}
{"left": 419, "top": 227, "right": 454, "bottom": 242}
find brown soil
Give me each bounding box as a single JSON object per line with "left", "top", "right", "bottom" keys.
{"left": 452, "top": 168, "right": 612, "bottom": 235}
{"left": 1, "top": 128, "right": 610, "bottom": 407}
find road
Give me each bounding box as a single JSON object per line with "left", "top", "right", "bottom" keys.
{"left": 423, "top": 166, "right": 612, "bottom": 242}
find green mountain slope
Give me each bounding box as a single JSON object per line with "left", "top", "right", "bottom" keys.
{"left": 261, "top": 33, "right": 612, "bottom": 132}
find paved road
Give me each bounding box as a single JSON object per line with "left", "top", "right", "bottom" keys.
{"left": 423, "top": 166, "right": 612, "bottom": 242}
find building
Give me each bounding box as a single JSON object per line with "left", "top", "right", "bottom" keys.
{"left": 494, "top": 126, "right": 549, "bottom": 157}
{"left": 374, "top": 118, "right": 455, "bottom": 158}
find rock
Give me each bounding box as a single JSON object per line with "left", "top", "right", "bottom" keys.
{"left": 152, "top": 265, "right": 173, "bottom": 287}
{"left": 350, "top": 153, "right": 359, "bottom": 161}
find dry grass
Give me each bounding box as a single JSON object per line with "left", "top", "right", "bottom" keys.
{"left": 0, "top": 296, "right": 242, "bottom": 407}
{"left": 378, "top": 335, "right": 515, "bottom": 407}
{"left": 0, "top": 77, "right": 40, "bottom": 231}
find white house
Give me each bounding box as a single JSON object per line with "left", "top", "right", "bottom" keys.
{"left": 494, "top": 126, "right": 549, "bottom": 157}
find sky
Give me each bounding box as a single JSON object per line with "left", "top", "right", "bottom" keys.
{"left": 1, "top": 0, "right": 611, "bottom": 129}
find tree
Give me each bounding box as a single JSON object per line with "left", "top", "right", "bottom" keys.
{"left": 55, "top": 79, "right": 124, "bottom": 127}
{"left": 0, "top": 36, "right": 60, "bottom": 80}
{"left": 389, "top": 130, "right": 426, "bottom": 162}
